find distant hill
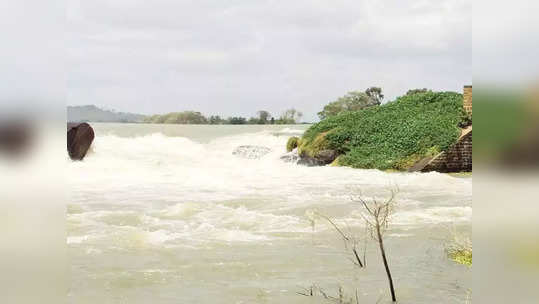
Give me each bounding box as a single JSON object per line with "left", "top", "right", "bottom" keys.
{"left": 67, "top": 105, "right": 146, "bottom": 123}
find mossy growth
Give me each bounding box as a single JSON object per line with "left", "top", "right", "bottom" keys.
{"left": 297, "top": 131, "right": 331, "bottom": 158}
{"left": 448, "top": 248, "right": 472, "bottom": 266}
{"left": 446, "top": 233, "right": 472, "bottom": 266}
{"left": 299, "top": 91, "right": 466, "bottom": 170}
{"left": 286, "top": 136, "right": 300, "bottom": 152}
{"left": 393, "top": 146, "right": 441, "bottom": 171}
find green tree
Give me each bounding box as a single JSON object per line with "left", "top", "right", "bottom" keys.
{"left": 365, "top": 86, "right": 384, "bottom": 104}
{"left": 247, "top": 117, "right": 259, "bottom": 124}
{"left": 257, "top": 110, "right": 271, "bottom": 124}
{"left": 209, "top": 115, "right": 224, "bottom": 124}
{"left": 277, "top": 108, "right": 303, "bottom": 124}
{"left": 144, "top": 111, "right": 208, "bottom": 124}
{"left": 318, "top": 90, "right": 379, "bottom": 120}
{"left": 406, "top": 88, "right": 430, "bottom": 95}
{"left": 228, "top": 117, "right": 247, "bottom": 125}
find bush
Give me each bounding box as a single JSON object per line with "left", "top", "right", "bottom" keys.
{"left": 286, "top": 137, "right": 300, "bottom": 152}
{"left": 301, "top": 91, "right": 466, "bottom": 170}
{"left": 446, "top": 233, "right": 472, "bottom": 266}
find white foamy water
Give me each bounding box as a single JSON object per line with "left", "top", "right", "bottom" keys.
{"left": 68, "top": 123, "right": 471, "bottom": 304}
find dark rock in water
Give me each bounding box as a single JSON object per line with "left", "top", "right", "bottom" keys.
{"left": 297, "top": 149, "right": 338, "bottom": 166}
{"left": 67, "top": 122, "right": 94, "bottom": 160}
{"left": 232, "top": 145, "right": 271, "bottom": 159}
{"left": 280, "top": 148, "right": 299, "bottom": 163}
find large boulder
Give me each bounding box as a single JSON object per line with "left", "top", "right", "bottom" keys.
{"left": 232, "top": 145, "right": 271, "bottom": 159}
{"left": 294, "top": 132, "right": 339, "bottom": 166}
{"left": 297, "top": 149, "right": 338, "bottom": 166}
{"left": 67, "top": 123, "right": 94, "bottom": 160}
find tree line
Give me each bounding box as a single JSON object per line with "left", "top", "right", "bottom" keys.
{"left": 317, "top": 86, "right": 432, "bottom": 120}
{"left": 143, "top": 86, "right": 430, "bottom": 125}
{"left": 144, "top": 108, "right": 303, "bottom": 125}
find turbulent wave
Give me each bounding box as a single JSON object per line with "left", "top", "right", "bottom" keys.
{"left": 68, "top": 127, "right": 472, "bottom": 250}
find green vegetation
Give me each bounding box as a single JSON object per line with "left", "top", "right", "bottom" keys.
{"left": 406, "top": 88, "right": 431, "bottom": 96}
{"left": 297, "top": 131, "right": 331, "bottom": 158}
{"left": 449, "top": 249, "right": 472, "bottom": 266}
{"left": 286, "top": 137, "right": 300, "bottom": 152}
{"left": 317, "top": 87, "right": 383, "bottom": 120}
{"left": 446, "top": 233, "right": 472, "bottom": 266}
{"left": 144, "top": 111, "right": 208, "bottom": 124}
{"left": 143, "top": 108, "right": 303, "bottom": 125}
{"left": 276, "top": 108, "right": 303, "bottom": 124}
{"left": 301, "top": 91, "right": 467, "bottom": 170}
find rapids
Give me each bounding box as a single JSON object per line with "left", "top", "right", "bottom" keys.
{"left": 68, "top": 123, "right": 471, "bottom": 303}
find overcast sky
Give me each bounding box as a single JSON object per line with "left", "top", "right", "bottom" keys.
{"left": 67, "top": 0, "right": 472, "bottom": 121}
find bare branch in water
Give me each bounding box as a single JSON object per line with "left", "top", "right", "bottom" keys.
{"left": 353, "top": 188, "right": 398, "bottom": 302}
{"left": 315, "top": 212, "right": 350, "bottom": 242}
{"left": 300, "top": 187, "right": 399, "bottom": 304}
{"left": 313, "top": 211, "right": 365, "bottom": 268}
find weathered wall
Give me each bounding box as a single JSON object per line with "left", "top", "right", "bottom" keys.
{"left": 410, "top": 85, "right": 473, "bottom": 173}
{"left": 420, "top": 129, "right": 472, "bottom": 172}
{"left": 463, "top": 85, "right": 472, "bottom": 115}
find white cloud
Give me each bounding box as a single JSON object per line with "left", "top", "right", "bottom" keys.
{"left": 67, "top": 0, "right": 472, "bottom": 121}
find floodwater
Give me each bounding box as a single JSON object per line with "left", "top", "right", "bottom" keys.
{"left": 68, "top": 123, "right": 472, "bottom": 303}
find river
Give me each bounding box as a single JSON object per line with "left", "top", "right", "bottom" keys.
{"left": 68, "top": 123, "right": 472, "bottom": 303}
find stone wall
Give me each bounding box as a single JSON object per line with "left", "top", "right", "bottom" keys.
{"left": 410, "top": 85, "right": 473, "bottom": 173}
{"left": 463, "top": 85, "right": 472, "bottom": 114}
{"left": 420, "top": 129, "right": 472, "bottom": 172}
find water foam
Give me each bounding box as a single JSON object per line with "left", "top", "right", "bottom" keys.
{"left": 68, "top": 127, "right": 471, "bottom": 249}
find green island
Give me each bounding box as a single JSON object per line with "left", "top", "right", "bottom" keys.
{"left": 296, "top": 90, "right": 471, "bottom": 171}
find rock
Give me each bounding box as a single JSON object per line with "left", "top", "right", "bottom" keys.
{"left": 67, "top": 122, "right": 94, "bottom": 160}
{"left": 232, "top": 145, "right": 271, "bottom": 159}
{"left": 297, "top": 149, "right": 338, "bottom": 166}
{"left": 280, "top": 148, "right": 299, "bottom": 163}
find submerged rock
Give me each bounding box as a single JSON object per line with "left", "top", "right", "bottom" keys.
{"left": 67, "top": 122, "right": 94, "bottom": 160}
{"left": 297, "top": 149, "right": 338, "bottom": 166}
{"left": 280, "top": 148, "right": 299, "bottom": 163}
{"left": 279, "top": 146, "right": 338, "bottom": 166}
{"left": 232, "top": 145, "right": 271, "bottom": 159}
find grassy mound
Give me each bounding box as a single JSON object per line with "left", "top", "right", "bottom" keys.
{"left": 286, "top": 136, "right": 300, "bottom": 152}
{"left": 300, "top": 91, "right": 468, "bottom": 170}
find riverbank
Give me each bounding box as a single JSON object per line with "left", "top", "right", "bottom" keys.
{"left": 296, "top": 91, "right": 470, "bottom": 171}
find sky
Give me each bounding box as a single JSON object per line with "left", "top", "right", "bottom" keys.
{"left": 66, "top": 0, "right": 472, "bottom": 122}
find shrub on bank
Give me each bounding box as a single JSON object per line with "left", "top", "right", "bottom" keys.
{"left": 299, "top": 91, "right": 467, "bottom": 170}
{"left": 286, "top": 136, "right": 300, "bottom": 152}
